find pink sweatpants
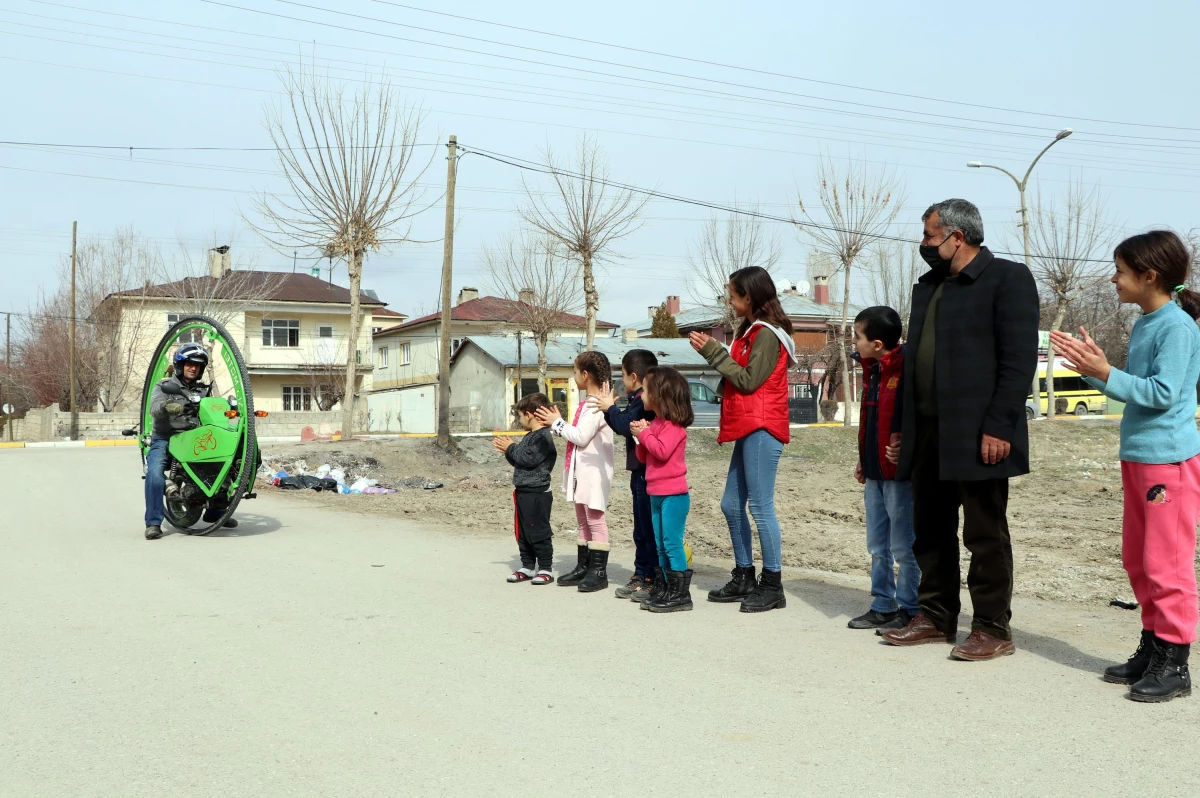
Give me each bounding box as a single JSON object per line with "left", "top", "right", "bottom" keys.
{"left": 1121, "top": 457, "right": 1200, "bottom": 645}
{"left": 574, "top": 503, "right": 610, "bottom": 547}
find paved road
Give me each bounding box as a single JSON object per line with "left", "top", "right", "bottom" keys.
{"left": 2, "top": 448, "right": 1198, "bottom": 797}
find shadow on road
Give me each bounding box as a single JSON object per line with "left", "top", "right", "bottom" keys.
{"left": 167, "top": 512, "right": 283, "bottom": 538}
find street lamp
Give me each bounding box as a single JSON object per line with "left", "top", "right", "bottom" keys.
{"left": 968, "top": 128, "right": 1073, "bottom": 418}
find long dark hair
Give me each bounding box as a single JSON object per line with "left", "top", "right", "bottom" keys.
{"left": 573, "top": 350, "right": 612, "bottom": 389}
{"left": 729, "top": 266, "right": 795, "bottom": 338}
{"left": 643, "top": 366, "right": 693, "bottom": 428}
{"left": 1114, "top": 230, "right": 1200, "bottom": 320}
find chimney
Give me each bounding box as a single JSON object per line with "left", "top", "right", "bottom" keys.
{"left": 813, "top": 275, "right": 830, "bottom": 306}
{"left": 208, "top": 245, "right": 231, "bottom": 278}
{"left": 518, "top": 287, "right": 536, "bottom": 305}
{"left": 622, "top": 328, "right": 638, "bottom": 343}
{"left": 666, "top": 295, "right": 681, "bottom": 315}
{"left": 456, "top": 286, "right": 478, "bottom": 306}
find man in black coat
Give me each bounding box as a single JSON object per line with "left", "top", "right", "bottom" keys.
{"left": 881, "top": 198, "right": 1039, "bottom": 661}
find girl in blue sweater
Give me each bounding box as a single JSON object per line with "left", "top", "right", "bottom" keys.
{"left": 1052, "top": 230, "right": 1200, "bottom": 704}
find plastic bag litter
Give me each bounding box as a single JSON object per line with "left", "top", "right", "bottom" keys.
{"left": 314, "top": 464, "right": 332, "bottom": 479}
{"left": 329, "top": 468, "right": 346, "bottom": 485}
{"left": 276, "top": 474, "right": 339, "bottom": 492}
{"left": 349, "top": 477, "right": 378, "bottom": 493}
{"left": 423, "top": 480, "right": 444, "bottom": 490}
{"left": 363, "top": 486, "right": 396, "bottom": 495}
{"left": 293, "top": 459, "right": 309, "bottom": 475}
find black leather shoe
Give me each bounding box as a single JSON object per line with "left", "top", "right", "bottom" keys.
{"left": 144, "top": 525, "right": 163, "bottom": 540}
{"left": 740, "top": 569, "right": 786, "bottom": 613}
{"left": 577, "top": 548, "right": 609, "bottom": 593}
{"left": 1103, "top": 630, "right": 1156, "bottom": 685}
{"left": 647, "top": 570, "right": 694, "bottom": 613}
{"left": 558, "top": 545, "right": 590, "bottom": 587}
{"left": 637, "top": 567, "right": 667, "bottom": 606}
{"left": 707, "top": 565, "right": 756, "bottom": 603}
{"left": 848, "top": 609, "right": 899, "bottom": 629}
{"left": 1129, "top": 640, "right": 1192, "bottom": 703}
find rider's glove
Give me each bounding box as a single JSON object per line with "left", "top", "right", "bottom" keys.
{"left": 164, "top": 401, "right": 184, "bottom": 416}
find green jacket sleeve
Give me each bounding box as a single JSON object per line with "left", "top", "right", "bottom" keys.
{"left": 699, "top": 332, "right": 780, "bottom": 394}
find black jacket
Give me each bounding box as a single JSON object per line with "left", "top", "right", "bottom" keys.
{"left": 604, "top": 390, "right": 655, "bottom": 472}
{"left": 896, "top": 247, "right": 1039, "bottom": 482}
{"left": 504, "top": 426, "right": 557, "bottom": 492}
{"left": 148, "top": 375, "right": 209, "bottom": 440}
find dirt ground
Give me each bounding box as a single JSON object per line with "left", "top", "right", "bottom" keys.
{"left": 257, "top": 421, "right": 1187, "bottom": 605}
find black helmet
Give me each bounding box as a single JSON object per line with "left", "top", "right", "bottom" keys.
{"left": 173, "top": 342, "right": 209, "bottom": 381}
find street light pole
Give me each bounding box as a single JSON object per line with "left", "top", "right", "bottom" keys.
{"left": 968, "top": 128, "right": 1072, "bottom": 419}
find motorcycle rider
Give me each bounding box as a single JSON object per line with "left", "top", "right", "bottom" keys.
{"left": 144, "top": 343, "right": 237, "bottom": 540}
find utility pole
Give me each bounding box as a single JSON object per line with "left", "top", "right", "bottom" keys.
{"left": 69, "top": 221, "right": 79, "bottom": 440}
{"left": 1, "top": 311, "right": 9, "bottom": 440}
{"left": 436, "top": 135, "right": 458, "bottom": 449}
{"left": 968, "top": 128, "right": 1072, "bottom": 420}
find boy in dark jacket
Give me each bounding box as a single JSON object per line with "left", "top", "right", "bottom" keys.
{"left": 589, "top": 348, "right": 658, "bottom": 598}
{"left": 849, "top": 307, "right": 919, "bottom": 631}
{"left": 493, "top": 393, "right": 559, "bottom": 585}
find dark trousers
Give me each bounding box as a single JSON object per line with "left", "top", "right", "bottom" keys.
{"left": 911, "top": 417, "right": 1014, "bottom": 640}
{"left": 630, "top": 471, "right": 657, "bottom": 577}
{"left": 515, "top": 489, "right": 554, "bottom": 571}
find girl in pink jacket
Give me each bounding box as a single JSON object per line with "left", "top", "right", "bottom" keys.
{"left": 536, "top": 351, "right": 615, "bottom": 593}
{"left": 630, "top": 367, "right": 695, "bottom": 613}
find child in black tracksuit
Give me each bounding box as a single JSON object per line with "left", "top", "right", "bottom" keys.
{"left": 493, "top": 392, "right": 559, "bottom": 585}
{"left": 590, "top": 348, "right": 658, "bottom": 598}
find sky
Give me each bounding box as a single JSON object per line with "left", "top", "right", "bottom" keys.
{"left": 3, "top": 0, "right": 1200, "bottom": 330}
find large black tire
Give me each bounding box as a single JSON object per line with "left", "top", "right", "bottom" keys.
{"left": 142, "top": 315, "right": 257, "bottom": 536}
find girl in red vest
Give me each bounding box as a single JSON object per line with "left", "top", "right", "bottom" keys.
{"left": 690, "top": 266, "right": 796, "bottom": 612}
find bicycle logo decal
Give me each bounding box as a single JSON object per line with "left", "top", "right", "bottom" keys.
{"left": 193, "top": 430, "right": 217, "bottom": 456}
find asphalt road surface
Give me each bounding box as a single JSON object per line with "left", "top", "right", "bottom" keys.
{"left": 2, "top": 447, "right": 1198, "bottom": 797}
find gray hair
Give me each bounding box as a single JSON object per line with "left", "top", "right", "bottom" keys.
{"left": 922, "top": 198, "right": 984, "bottom": 246}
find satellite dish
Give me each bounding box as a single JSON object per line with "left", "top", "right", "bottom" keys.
{"left": 794, "top": 279, "right": 811, "bottom": 296}
{"left": 773, "top": 278, "right": 793, "bottom": 293}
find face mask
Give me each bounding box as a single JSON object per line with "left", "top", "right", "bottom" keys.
{"left": 919, "top": 234, "right": 954, "bottom": 270}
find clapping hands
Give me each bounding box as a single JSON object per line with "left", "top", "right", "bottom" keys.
{"left": 629, "top": 419, "right": 649, "bottom": 437}
{"left": 688, "top": 331, "right": 711, "bottom": 352}
{"left": 587, "top": 383, "right": 618, "bottom": 413}
{"left": 1050, "top": 327, "right": 1111, "bottom": 382}
{"left": 491, "top": 437, "right": 514, "bottom": 454}
{"left": 534, "top": 405, "right": 562, "bottom": 426}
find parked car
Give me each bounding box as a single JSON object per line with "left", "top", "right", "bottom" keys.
{"left": 688, "top": 379, "right": 722, "bottom": 428}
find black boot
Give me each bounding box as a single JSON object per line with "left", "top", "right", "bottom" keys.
{"left": 577, "top": 548, "right": 609, "bottom": 593}
{"left": 739, "top": 569, "right": 786, "bottom": 613}
{"left": 707, "top": 565, "right": 756, "bottom": 603}
{"left": 648, "top": 569, "right": 694, "bottom": 613}
{"left": 638, "top": 567, "right": 667, "bottom": 609}
{"left": 1103, "top": 629, "right": 1156, "bottom": 685}
{"left": 1129, "top": 640, "right": 1192, "bottom": 703}
{"left": 557, "top": 545, "right": 590, "bottom": 587}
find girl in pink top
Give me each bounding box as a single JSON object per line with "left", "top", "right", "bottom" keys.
{"left": 630, "top": 367, "right": 695, "bottom": 613}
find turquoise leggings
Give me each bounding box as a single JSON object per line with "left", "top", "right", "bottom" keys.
{"left": 650, "top": 493, "right": 691, "bottom": 571}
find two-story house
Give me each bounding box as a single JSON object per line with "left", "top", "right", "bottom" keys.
{"left": 98, "top": 257, "right": 395, "bottom": 413}
{"left": 367, "top": 286, "right": 617, "bottom": 433}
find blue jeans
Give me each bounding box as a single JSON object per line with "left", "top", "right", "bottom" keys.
{"left": 144, "top": 437, "right": 169, "bottom": 527}
{"left": 720, "top": 429, "right": 784, "bottom": 572}
{"left": 650, "top": 493, "right": 690, "bottom": 571}
{"left": 630, "top": 471, "right": 657, "bottom": 577}
{"left": 864, "top": 478, "right": 920, "bottom": 613}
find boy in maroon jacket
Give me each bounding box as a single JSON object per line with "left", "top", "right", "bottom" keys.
{"left": 849, "top": 306, "right": 919, "bottom": 631}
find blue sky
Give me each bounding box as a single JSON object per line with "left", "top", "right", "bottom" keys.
{"left": 3, "top": 0, "right": 1199, "bottom": 326}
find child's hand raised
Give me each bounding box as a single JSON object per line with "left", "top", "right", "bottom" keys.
{"left": 534, "top": 405, "right": 562, "bottom": 426}
{"left": 491, "top": 436, "right": 514, "bottom": 454}
{"left": 629, "top": 419, "right": 649, "bottom": 437}
{"left": 1051, "top": 327, "right": 1111, "bottom": 382}
{"left": 588, "top": 383, "right": 618, "bottom": 413}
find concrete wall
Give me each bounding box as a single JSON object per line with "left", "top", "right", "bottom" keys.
{"left": 448, "top": 346, "right": 510, "bottom": 431}
{"left": 365, "top": 385, "right": 437, "bottom": 434}
{"left": 12, "top": 404, "right": 140, "bottom": 442}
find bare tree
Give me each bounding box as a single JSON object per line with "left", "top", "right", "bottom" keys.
{"left": 484, "top": 232, "right": 581, "bottom": 396}
{"left": 251, "top": 66, "right": 434, "bottom": 438}
{"left": 156, "top": 235, "right": 282, "bottom": 329}
{"left": 863, "top": 240, "right": 922, "bottom": 337}
{"left": 794, "top": 157, "right": 904, "bottom": 426}
{"left": 519, "top": 135, "right": 649, "bottom": 350}
{"left": 1028, "top": 181, "right": 1116, "bottom": 417}
{"left": 303, "top": 336, "right": 348, "bottom": 412}
{"left": 687, "top": 208, "right": 782, "bottom": 332}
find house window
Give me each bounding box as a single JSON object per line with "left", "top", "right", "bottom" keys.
{"left": 282, "top": 386, "right": 312, "bottom": 411}
{"left": 262, "top": 319, "right": 300, "bottom": 347}
{"left": 377, "top": 346, "right": 389, "bottom": 368}
{"left": 451, "top": 338, "right": 463, "bottom": 356}
{"left": 791, "top": 383, "right": 813, "bottom": 399}
{"left": 167, "top": 313, "right": 202, "bottom": 344}
{"left": 317, "top": 324, "right": 334, "bottom": 339}
{"left": 400, "top": 342, "right": 411, "bottom": 365}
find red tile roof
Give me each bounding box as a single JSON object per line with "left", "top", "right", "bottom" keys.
{"left": 374, "top": 307, "right": 406, "bottom": 318}
{"left": 377, "top": 295, "right": 616, "bottom": 335}
{"left": 111, "top": 272, "right": 387, "bottom": 306}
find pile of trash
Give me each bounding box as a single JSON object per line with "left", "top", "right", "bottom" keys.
{"left": 259, "top": 457, "right": 399, "bottom": 495}
{"left": 258, "top": 456, "right": 445, "bottom": 495}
